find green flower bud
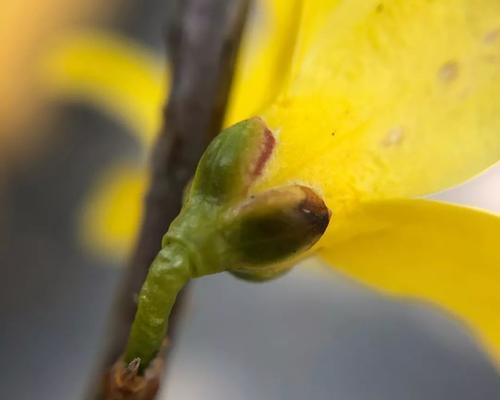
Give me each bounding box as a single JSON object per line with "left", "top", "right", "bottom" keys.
{"left": 222, "top": 185, "right": 331, "bottom": 279}
{"left": 189, "top": 117, "right": 275, "bottom": 202}
{"left": 124, "top": 118, "right": 331, "bottom": 368}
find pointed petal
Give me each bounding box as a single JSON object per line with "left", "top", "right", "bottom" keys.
{"left": 41, "top": 31, "right": 167, "bottom": 145}
{"left": 224, "top": 0, "right": 302, "bottom": 125}
{"left": 320, "top": 198, "right": 500, "bottom": 361}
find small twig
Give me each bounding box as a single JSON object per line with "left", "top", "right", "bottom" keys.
{"left": 86, "top": 0, "right": 250, "bottom": 398}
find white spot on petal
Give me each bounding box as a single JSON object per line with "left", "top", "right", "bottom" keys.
{"left": 381, "top": 126, "right": 404, "bottom": 147}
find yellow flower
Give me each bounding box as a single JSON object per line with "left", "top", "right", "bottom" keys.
{"left": 249, "top": 0, "right": 500, "bottom": 360}
{"left": 42, "top": 0, "right": 500, "bottom": 362}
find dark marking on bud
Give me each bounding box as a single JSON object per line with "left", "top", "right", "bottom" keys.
{"left": 250, "top": 124, "right": 276, "bottom": 180}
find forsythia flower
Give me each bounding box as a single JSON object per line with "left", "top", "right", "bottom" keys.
{"left": 42, "top": 0, "right": 500, "bottom": 362}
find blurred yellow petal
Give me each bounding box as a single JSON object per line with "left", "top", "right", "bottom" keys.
{"left": 320, "top": 198, "right": 500, "bottom": 360}
{"left": 41, "top": 32, "right": 166, "bottom": 260}
{"left": 224, "top": 0, "right": 301, "bottom": 125}
{"left": 258, "top": 0, "right": 500, "bottom": 213}
{"left": 41, "top": 31, "right": 168, "bottom": 146}
{"left": 80, "top": 164, "right": 147, "bottom": 261}
{"left": 0, "top": 0, "right": 114, "bottom": 162}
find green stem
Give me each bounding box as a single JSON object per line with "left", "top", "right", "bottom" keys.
{"left": 124, "top": 242, "right": 191, "bottom": 369}
{"left": 120, "top": 117, "right": 330, "bottom": 373}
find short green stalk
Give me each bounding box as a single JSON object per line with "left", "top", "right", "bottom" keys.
{"left": 124, "top": 242, "right": 190, "bottom": 367}
{"left": 123, "top": 118, "right": 331, "bottom": 371}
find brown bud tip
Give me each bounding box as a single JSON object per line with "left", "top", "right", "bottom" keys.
{"left": 296, "top": 186, "right": 331, "bottom": 237}
{"left": 223, "top": 184, "right": 331, "bottom": 269}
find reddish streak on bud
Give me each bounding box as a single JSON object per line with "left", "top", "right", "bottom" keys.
{"left": 250, "top": 127, "right": 276, "bottom": 180}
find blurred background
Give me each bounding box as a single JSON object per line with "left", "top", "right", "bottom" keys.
{"left": 0, "top": 1, "right": 499, "bottom": 399}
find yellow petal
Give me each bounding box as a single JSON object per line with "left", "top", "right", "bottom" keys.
{"left": 224, "top": 0, "right": 302, "bottom": 126}
{"left": 79, "top": 163, "right": 147, "bottom": 261}
{"left": 319, "top": 198, "right": 500, "bottom": 361}
{"left": 258, "top": 0, "right": 500, "bottom": 213}
{"left": 40, "top": 31, "right": 168, "bottom": 146}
